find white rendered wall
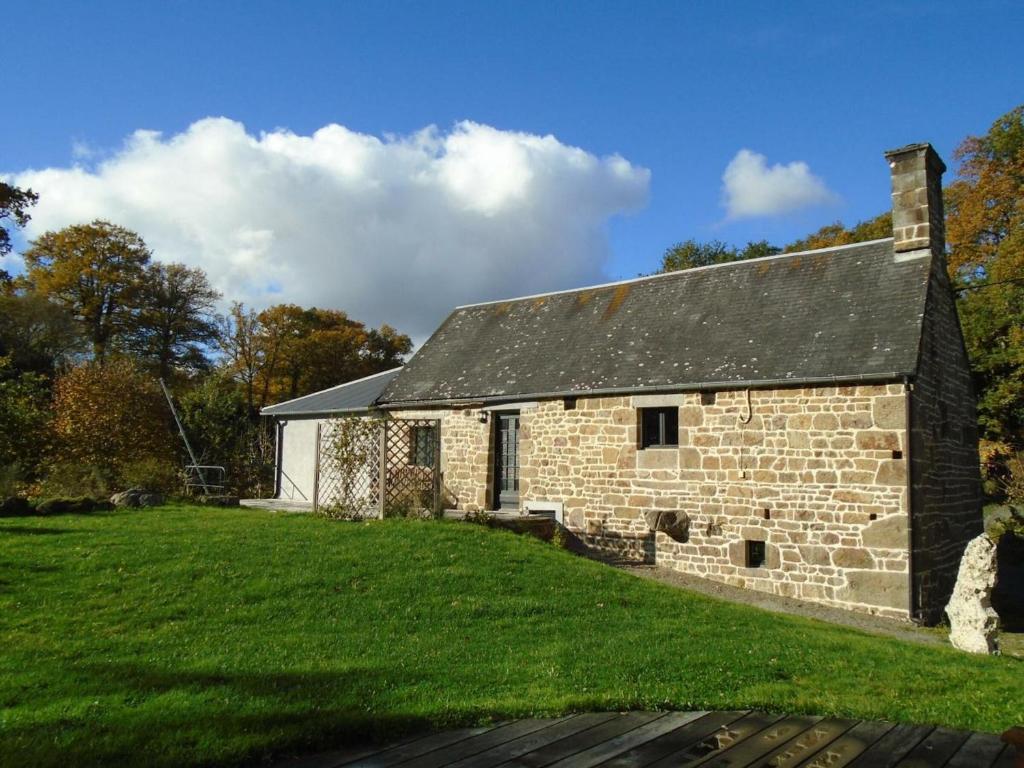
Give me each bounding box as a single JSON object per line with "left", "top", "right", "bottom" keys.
{"left": 277, "top": 418, "right": 320, "bottom": 502}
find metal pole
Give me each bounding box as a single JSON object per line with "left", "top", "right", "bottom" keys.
{"left": 159, "top": 377, "right": 211, "bottom": 495}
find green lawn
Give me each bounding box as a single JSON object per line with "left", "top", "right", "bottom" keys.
{"left": 1, "top": 507, "right": 1021, "bottom": 767}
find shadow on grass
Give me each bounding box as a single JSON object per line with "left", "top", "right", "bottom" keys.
{"left": 0, "top": 526, "right": 78, "bottom": 536}
{"left": 1, "top": 662, "right": 458, "bottom": 768}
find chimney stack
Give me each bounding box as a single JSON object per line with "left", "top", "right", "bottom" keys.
{"left": 884, "top": 142, "right": 946, "bottom": 255}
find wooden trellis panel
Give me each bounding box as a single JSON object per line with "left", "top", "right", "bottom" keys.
{"left": 314, "top": 417, "right": 441, "bottom": 518}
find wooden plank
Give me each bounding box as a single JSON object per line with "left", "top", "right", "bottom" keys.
{"left": 444, "top": 714, "right": 620, "bottom": 768}
{"left": 946, "top": 731, "right": 1013, "bottom": 768}
{"left": 283, "top": 733, "right": 424, "bottom": 768}
{"left": 693, "top": 714, "right": 822, "bottom": 768}
{"left": 397, "top": 718, "right": 572, "bottom": 768}
{"left": 543, "top": 712, "right": 703, "bottom": 768}
{"left": 991, "top": 744, "right": 1019, "bottom": 768}
{"left": 753, "top": 718, "right": 859, "bottom": 768}
{"left": 795, "top": 720, "right": 897, "bottom": 768}
{"left": 846, "top": 724, "right": 933, "bottom": 768}
{"left": 892, "top": 727, "right": 971, "bottom": 768}
{"left": 345, "top": 723, "right": 509, "bottom": 767}
{"left": 645, "top": 711, "right": 785, "bottom": 767}
{"left": 598, "top": 712, "right": 747, "bottom": 768}
{"left": 497, "top": 712, "right": 666, "bottom": 767}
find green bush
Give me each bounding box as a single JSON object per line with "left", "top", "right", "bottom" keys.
{"left": 36, "top": 463, "right": 113, "bottom": 500}
{"left": 119, "top": 458, "right": 182, "bottom": 494}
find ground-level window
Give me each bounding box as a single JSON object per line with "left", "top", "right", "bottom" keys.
{"left": 746, "top": 540, "right": 766, "bottom": 569}
{"left": 410, "top": 425, "right": 437, "bottom": 466}
{"left": 639, "top": 407, "right": 678, "bottom": 448}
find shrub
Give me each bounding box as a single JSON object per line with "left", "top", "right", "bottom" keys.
{"left": 36, "top": 462, "right": 114, "bottom": 499}
{"left": 49, "top": 359, "right": 178, "bottom": 492}
{"left": 120, "top": 457, "right": 182, "bottom": 495}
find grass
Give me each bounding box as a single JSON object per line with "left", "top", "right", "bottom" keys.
{"left": 1, "top": 506, "right": 1021, "bottom": 767}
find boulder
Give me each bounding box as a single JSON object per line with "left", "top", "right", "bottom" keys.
{"left": 945, "top": 534, "right": 1000, "bottom": 654}
{"left": 643, "top": 509, "right": 690, "bottom": 542}
{"left": 110, "top": 489, "right": 164, "bottom": 508}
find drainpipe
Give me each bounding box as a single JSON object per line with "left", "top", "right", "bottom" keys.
{"left": 904, "top": 378, "right": 918, "bottom": 623}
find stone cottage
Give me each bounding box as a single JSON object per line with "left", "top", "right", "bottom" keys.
{"left": 375, "top": 143, "right": 982, "bottom": 623}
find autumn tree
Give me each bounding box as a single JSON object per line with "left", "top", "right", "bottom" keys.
{"left": 783, "top": 211, "right": 892, "bottom": 253}
{"left": 945, "top": 105, "right": 1024, "bottom": 445}
{"left": 23, "top": 220, "right": 151, "bottom": 362}
{"left": 0, "top": 181, "right": 38, "bottom": 258}
{"left": 659, "top": 239, "right": 780, "bottom": 273}
{"left": 218, "top": 302, "right": 413, "bottom": 413}
{"left": 49, "top": 359, "right": 178, "bottom": 494}
{"left": 126, "top": 262, "right": 221, "bottom": 379}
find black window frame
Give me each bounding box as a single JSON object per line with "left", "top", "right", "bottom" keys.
{"left": 639, "top": 407, "right": 679, "bottom": 449}
{"left": 409, "top": 425, "right": 437, "bottom": 467}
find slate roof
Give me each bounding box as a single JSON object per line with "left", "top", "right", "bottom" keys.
{"left": 261, "top": 368, "right": 402, "bottom": 417}
{"left": 379, "top": 239, "right": 934, "bottom": 406}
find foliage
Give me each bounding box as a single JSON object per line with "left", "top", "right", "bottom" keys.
{"left": 0, "top": 359, "right": 52, "bottom": 490}
{"left": 659, "top": 238, "right": 780, "bottom": 273}
{"left": 0, "top": 181, "right": 38, "bottom": 258}
{"left": 946, "top": 105, "right": 1024, "bottom": 446}
{"left": 219, "top": 302, "right": 412, "bottom": 413}
{"left": 1, "top": 507, "right": 1021, "bottom": 767}
{"left": 0, "top": 292, "right": 82, "bottom": 375}
{"left": 177, "top": 374, "right": 272, "bottom": 497}
{"left": 319, "top": 416, "right": 384, "bottom": 520}
{"left": 988, "top": 507, "right": 1024, "bottom": 541}
{"left": 124, "top": 262, "right": 221, "bottom": 379}
{"left": 23, "top": 220, "right": 151, "bottom": 362}
{"left": 119, "top": 457, "right": 182, "bottom": 494}
{"left": 783, "top": 212, "right": 892, "bottom": 253}
{"left": 48, "top": 359, "right": 178, "bottom": 495}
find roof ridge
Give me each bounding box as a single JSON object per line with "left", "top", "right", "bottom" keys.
{"left": 454, "top": 237, "right": 895, "bottom": 310}
{"left": 260, "top": 367, "right": 402, "bottom": 412}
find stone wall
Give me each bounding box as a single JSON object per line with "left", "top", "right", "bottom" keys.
{"left": 392, "top": 382, "right": 915, "bottom": 619}
{"left": 909, "top": 254, "right": 983, "bottom": 622}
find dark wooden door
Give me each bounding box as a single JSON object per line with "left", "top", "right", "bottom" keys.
{"left": 493, "top": 412, "right": 520, "bottom": 510}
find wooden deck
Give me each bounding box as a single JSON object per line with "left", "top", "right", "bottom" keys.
{"left": 276, "top": 711, "right": 1016, "bottom": 768}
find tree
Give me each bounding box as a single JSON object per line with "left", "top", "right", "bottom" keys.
{"left": 0, "top": 181, "right": 38, "bottom": 258}
{"left": 49, "top": 359, "right": 178, "bottom": 493}
{"left": 945, "top": 105, "right": 1024, "bottom": 445}
{"left": 783, "top": 212, "right": 892, "bottom": 253}
{"left": 217, "top": 302, "right": 413, "bottom": 413}
{"left": 659, "top": 239, "right": 780, "bottom": 273}
{"left": 0, "top": 292, "right": 82, "bottom": 376}
{"left": 126, "top": 262, "right": 221, "bottom": 379}
{"left": 0, "top": 358, "right": 52, "bottom": 492}
{"left": 23, "top": 220, "right": 151, "bottom": 362}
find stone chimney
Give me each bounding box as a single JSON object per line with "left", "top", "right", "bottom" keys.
{"left": 884, "top": 142, "right": 947, "bottom": 255}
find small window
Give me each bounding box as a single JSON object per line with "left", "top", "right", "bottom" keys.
{"left": 410, "top": 425, "right": 436, "bottom": 466}
{"left": 640, "top": 407, "right": 678, "bottom": 449}
{"left": 563, "top": 396, "right": 577, "bottom": 411}
{"left": 746, "top": 540, "right": 766, "bottom": 569}
{"left": 700, "top": 391, "right": 716, "bottom": 406}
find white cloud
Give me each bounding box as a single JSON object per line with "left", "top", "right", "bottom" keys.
{"left": 721, "top": 148, "right": 836, "bottom": 218}
{"left": 7, "top": 118, "right": 649, "bottom": 339}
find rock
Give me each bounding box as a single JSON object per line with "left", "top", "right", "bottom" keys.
{"left": 643, "top": 509, "right": 690, "bottom": 542}
{"left": 110, "top": 489, "right": 164, "bottom": 508}
{"left": 945, "top": 534, "right": 1000, "bottom": 654}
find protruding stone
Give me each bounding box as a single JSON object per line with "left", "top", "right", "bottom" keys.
{"left": 945, "top": 534, "right": 1000, "bottom": 654}
{"left": 644, "top": 509, "right": 690, "bottom": 542}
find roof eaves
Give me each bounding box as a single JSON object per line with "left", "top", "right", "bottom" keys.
{"left": 379, "top": 370, "right": 912, "bottom": 409}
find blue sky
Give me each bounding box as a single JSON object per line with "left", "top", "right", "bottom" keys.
{"left": 5, "top": 1, "right": 1023, "bottom": 336}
